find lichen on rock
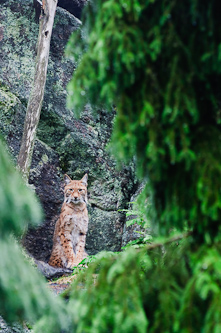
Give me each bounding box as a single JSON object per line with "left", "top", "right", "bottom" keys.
{"left": 0, "top": 0, "right": 138, "bottom": 262}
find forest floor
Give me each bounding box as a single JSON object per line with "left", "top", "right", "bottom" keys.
{"left": 48, "top": 274, "right": 78, "bottom": 295}
{"left": 47, "top": 270, "right": 97, "bottom": 295}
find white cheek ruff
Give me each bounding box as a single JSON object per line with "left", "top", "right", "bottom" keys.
{"left": 65, "top": 196, "right": 72, "bottom": 204}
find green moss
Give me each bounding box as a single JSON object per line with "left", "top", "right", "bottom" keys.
{"left": 42, "top": 154, "right": 49, "bottom": 164}
{"left": 0, "top": 83, "right": 23, "bottom": 138}
{"left": 37, "top": 110, "right": 68, "bottom": 150}
{"left": 0, "top": 2, "right": 38, "bottom": 97}
{"left": 0, "top": 85, "right": 18, "bottom": 110}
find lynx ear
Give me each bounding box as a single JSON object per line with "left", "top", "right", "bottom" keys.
{"left": 81, "top": 174, "right": 88, "bottom": 186}
{"left": 64, "top": 174, "right": 72, "bottom": 185}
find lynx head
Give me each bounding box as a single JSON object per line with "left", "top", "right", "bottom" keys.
{"left": 63, "top": 174, "right": 88, "bottom": 205}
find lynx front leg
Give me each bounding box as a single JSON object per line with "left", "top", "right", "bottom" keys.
{"left": 74, "top": 234, "right": 87, "bottom": 266}
{"left": 60, "top": 232, "right": 76, "bottom": 268}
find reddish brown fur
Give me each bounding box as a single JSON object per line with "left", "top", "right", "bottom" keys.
{"left": 48, "top": 174, "right": 88, "bottom": 268}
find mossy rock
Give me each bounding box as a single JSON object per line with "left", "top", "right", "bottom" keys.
{"left": 0, "top": 0, "right": 138, "bottom": 261}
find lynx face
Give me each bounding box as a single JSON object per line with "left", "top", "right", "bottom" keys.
{"left": 64, "top": 174, "right": 88, "bottom": 205}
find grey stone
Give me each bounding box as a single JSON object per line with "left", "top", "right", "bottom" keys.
{"left": 34, "top": 259, "right": 73, "bottom": 279}
{"left": 0, "top": 0, "right": 138, "bottom": 264}
{"left": 0, "top": 317, "right": 31, "bottom": 333}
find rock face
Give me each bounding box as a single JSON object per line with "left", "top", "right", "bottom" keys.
{"left": 0, "top": 316, "right": 30, "bottom": 333}
{"left": 0, "top": 0, "right": 138, "bottom": 262}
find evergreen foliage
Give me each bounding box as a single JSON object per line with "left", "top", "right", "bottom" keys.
{"left": 0, "top": 139, "right": 42, "bottom": 237}
{"left": 0, "top": 139, "right": 72, "bottom": 332}
{"left": 66, "top": 0, "right": 221, "bottom": 242}
{"left": 1, "top": 1, "right": 221, "bottom": 332}
{"left": 64, "top": 0, "right": 221, "bottom": 331}
{"left": 67, "top": 248, "right": 150, "bottom": 333}
{"left": 61, "top": 235, "right": 221, "bottom": 333}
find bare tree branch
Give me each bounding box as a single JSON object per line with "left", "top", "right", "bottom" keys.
{"left": 146, "top": 231, "right": 193, "bottom": 251}
{"left": 17, "top": 0, "right": 58, "bottom": 180}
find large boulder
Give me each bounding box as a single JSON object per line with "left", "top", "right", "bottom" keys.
{"left": 0, "top": 0, "right": 138, "bottom": 262}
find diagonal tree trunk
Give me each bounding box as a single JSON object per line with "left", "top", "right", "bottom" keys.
{"left": 17, "top": 0, "right": 58, "bottom": 180}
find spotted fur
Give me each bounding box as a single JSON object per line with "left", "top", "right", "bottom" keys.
{"left": 48, "top": 174, "right": 88, "bottom": 268}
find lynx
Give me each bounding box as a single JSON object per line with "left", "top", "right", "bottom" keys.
{"left": 48, "top": 174, "right": 89, "bottom": 268}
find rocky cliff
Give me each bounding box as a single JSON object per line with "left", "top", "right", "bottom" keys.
{"left": 0, "top": 0, "right": 138, "bottom": 262}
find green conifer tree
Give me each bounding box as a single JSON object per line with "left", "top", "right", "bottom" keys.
{"left": 64, "top": 1, "right": 221, "bottom": 332}
{"left": 67, "top": 0, "right": 221, "bottom": 243}
{"left": 1, "top": 1, "right": 221, "bottom": 332}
